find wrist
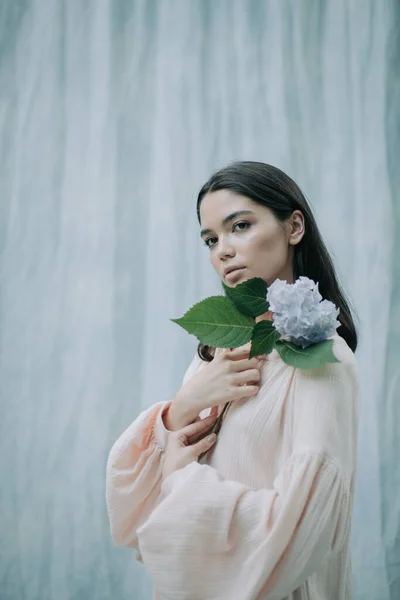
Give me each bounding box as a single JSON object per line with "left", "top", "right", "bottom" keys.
{"left": 163, "top": 394, "right": 197, "bottom": 431}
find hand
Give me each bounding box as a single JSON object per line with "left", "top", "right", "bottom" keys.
{"left": 162, "top": 415, "right": 218, "bottom": 481}
{"left": 166, "top": 344, "right": 265, "bottom": 430}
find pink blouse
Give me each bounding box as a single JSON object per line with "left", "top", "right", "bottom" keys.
{"left": 106, "top": 334, "right": 359, "bottom": 599}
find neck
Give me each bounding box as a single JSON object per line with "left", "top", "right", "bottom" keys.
{"left": 255, "top": 310, "right": 274, "bottom": 324}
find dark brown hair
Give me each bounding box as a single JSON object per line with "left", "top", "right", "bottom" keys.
{"left": 196, "top": 161, "right": 358, "bottom": 362}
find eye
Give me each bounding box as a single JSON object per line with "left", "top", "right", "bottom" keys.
{"left": 203, "top": 222, "right": 250, "bottom": 249}
{"left": 204, "top": 236, "right": 217, "bottom": 249}
{"left": 233, "top": 221, "right": 250, "bottom": 232}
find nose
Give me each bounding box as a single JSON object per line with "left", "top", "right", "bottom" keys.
{"left": 216, "top": 236, "right": 236, "bottom": 260}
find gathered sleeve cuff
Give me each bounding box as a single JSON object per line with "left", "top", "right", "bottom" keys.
{"left": 105, "top": 351, "right": 205, "bottom": 550}
{"left": 106, "top": 401, "right": 167, "bottom": 548}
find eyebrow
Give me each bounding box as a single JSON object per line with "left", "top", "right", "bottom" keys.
{"left": 200, "top": 210, "right": 255, "bottom": 238}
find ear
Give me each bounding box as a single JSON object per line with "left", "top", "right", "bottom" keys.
{"left": 288, "top": 210, "right": 305, "bottom": 246}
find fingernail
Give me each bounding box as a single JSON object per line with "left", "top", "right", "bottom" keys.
{"left": 207, "top": 433, "right": 217, "bottom": 443}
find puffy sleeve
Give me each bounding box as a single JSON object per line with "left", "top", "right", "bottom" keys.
{"left": 136, "top": 340, "right": 359, "bottom": 599}
{"left": 105, "top": 351, "right": 204, "bottom": 550}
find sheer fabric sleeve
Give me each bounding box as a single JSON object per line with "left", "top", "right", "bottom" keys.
{"left": 105, "top": 352, "right": 204, "bottom": 550}
{"left": 136, "top": 340, "right": 359, "bottom": 599}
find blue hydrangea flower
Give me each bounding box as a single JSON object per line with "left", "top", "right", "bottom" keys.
{"left": 266, "top": 277, "right": 340, "bottom": 348}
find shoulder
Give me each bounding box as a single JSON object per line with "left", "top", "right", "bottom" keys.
{"left": 330, "top": 335, "right": 359, "bottom": 390}
{"left": 294, "top": 335, "right": 359, "bottom": 404}
{"left": 290, "top": 335, "right": 359, "bottom": 471}
{"left": 291, "top": 334, "right": 359, "bottom": 394}
{"left": 332, "top": 334, "right": 357, "bottom": 368}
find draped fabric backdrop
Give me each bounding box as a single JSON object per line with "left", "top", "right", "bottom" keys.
{"left": 0, "top": 1, "right": 399, "bottom": 599}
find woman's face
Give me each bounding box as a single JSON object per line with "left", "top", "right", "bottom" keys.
{"left": 199, "top": 190, "right": 304, "bottom": 288}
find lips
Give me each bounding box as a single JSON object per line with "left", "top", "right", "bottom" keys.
{"left": 223, "top": 266, "right": 245, "bottom": 278}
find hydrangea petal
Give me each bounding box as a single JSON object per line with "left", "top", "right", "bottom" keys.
{"left": 266, "top": 277, "right": 340, "bottom": 348}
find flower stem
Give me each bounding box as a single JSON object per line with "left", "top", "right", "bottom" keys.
{"left": 198, "top": 401, "right": 231, "bottom": 461}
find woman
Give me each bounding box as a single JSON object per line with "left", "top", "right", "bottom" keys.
{"left": 106, "top": 162, "right": 359, "bottom": 599}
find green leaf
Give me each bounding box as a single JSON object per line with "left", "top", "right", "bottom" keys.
{"left": 171, "top": 296, "right": 255, "bottom": 348}
{"left": 222, "top": 277, "right": 269, "bottom": 317}
{"left": 274, "top": 339, "right": 339, "bottom": 370}
{"left": 249, "top": 320, "right": 280, "bottom": 358}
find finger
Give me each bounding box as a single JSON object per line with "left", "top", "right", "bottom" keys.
{"left": 224, "top": 344, "right": 267, "bottom": 362}
{"left": 230, "top": 384, "right": 260, "bottom": 399}
{"left": 229, "top": 357, "right": 262, "bottom": 372}
{"left": 188, "top": 432, "right": 217, "bottom": 459}
{"left": 187, "top": 423, "right": 217, "bottom": 446}
{"left": 187, "top": 418, "right": 219, "bottom": 445}
{"left": 232, "top": 368, "right": 261, "bottom": 386}
{"left": 223, "top": 344, "right": 251, "bottom": 360}
{"left": 177, "top": 415, "right": 217, "bottom": 443}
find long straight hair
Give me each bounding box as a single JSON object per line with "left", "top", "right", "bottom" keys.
{"left": 196, "top": 161, "right": 358, "bottom": 361}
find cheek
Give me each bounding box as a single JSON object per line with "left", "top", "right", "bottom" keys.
{"left": 250, "top": 226, "right": 286, "bottom": 254}
{"left": 250, "top": 228, "right": 290, "bottom": 269}
{"left": 210, "top": 252, "right": 219, "bottom": 271}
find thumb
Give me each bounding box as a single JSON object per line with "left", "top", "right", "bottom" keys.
{"left": 188, "top": 432, "right": 217, "bottom": 459}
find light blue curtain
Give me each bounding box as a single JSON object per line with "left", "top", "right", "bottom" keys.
{"left": 0, "top": 1, "right": 399, "bottom": 599}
